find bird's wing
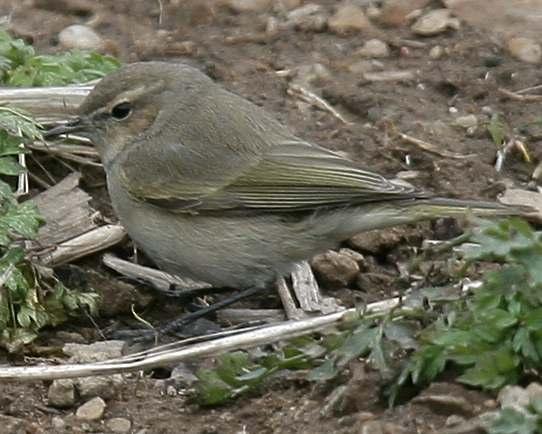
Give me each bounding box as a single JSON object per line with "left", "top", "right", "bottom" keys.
{"left": 119, "top": 139, "right": 425, "bottom": 213}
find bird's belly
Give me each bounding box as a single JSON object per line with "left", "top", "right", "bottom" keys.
{"left": 107, "top": 178, "right": 323, "bottom": 289}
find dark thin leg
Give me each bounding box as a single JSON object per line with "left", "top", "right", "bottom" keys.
{"left": 160, "top": 286, "right": 266, "bottom": 336}
{"left": 113, "top": 286, "right": 267, "bottom": 343}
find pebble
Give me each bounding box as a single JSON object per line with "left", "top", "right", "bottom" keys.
{"left": 293, "top": 63, "right": 331, "bottom": 87}
{"left": 338, "top": 248, "right": 366, "bottom": 266}
{"left": 378, "top": 0, "right": 431, "bottom": 27}
{"left": 77, "top": 376, "right": 117, "bottom": 400}
{"left": 349, "top": 228, "right": 402, "bottom": 254}
{"left": 445, "top": 415, "right": 466, "bottom": 427}
{"left": 106, "top": 418, "right": 132, "bottom": 434}
{"left": 497, "top": 384, "right": 530, "bottom": 410}
{"left": 453, "top": 114, "right": 478, "bottom": 129}
{"left": 0, "top": 415, "right": 27, "bottom": 434}
{"left": 287, "top": 3, "right": 328, "bottom": 32}
{"left": 58, "top": 24, "right": 104, "bottom": 51}
{"left": 360, "top": 420, "right": 407, "bottom": 434}
{"left": 64, "top": 340, "right": 126, "bottom": 363}
{"left": 413, "top": 394, "right": 475, "bottom": 417}
{"left": 429, "top": 45, "right": 444, "bottom": 59}
{"left": 225, "top": 0, "right": 272, "bottom": 13}
{"left": 357, "top": 39, "right": 390, "bottom": 58}
{"left": 411, "top": 9, "right": 460, "bottom": 36}
{"left": 362, "top": 70, "right": 415, "bottom": 82}
{"left": 170, "top": 363, "right": 199, "bottom": 388}
{"left": 328, "top": 3, "right": 371, "bottom": 35}
{"left": 526, "top": 382, "right": 542, "bottom": 401}
{"left": 276, "top": 0, "right": 303, "bottom": 10}
{"left": 506, "top": 37, "right": 542, "bottom": 64}
{"left": 311, "top": 250, "right": 360, "bottom": 289}
{"left": 76, "top": 397, "right": 106, "bottom": 421}
{"left": 51, "top": 416, "right": 66, "bottom": 430}
{"left": 48, "top": 379, "right": 76, "bottom": 408}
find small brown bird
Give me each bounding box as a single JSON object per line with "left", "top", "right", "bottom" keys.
{"left": 47, "top": 62, "right": 520, "bottom": 294}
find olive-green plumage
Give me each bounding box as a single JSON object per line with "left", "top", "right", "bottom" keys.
{"left": 47, "top": 62, "right": 523, "bottom": 289}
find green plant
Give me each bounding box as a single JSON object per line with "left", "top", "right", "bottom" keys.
{"left": 0, "top": 30, "right": 119, "bottom": 86}
{"left": 391, "top": 219, "right": 542, "bottom": 402}
{"left": 0, "top": 107, "right": 98, "bottom": 352}
{"left": 0, "top": 30, "right": 117, "bottom": 351}
{"left": 195, "top": 218, "right": 542, "bottom": 407}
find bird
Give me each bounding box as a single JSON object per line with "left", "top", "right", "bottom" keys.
{"left": 45, "top": 61, "right": 524, "bottom": 323}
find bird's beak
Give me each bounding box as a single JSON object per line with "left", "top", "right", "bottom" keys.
{"left": 43, "top": 117, "right": 90, "bottom": 139}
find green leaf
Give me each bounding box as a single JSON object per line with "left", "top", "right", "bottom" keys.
{"left": 196, "top": 369, "right": 234, "bottom": 406}
{"left": 488, "top": 113, "right": 506, "bottom": 146}
{"left": 307, "top": 358, "right": 338, "bottom": 382}
{"left": 0, "top": 156, "right": 24, "bottom": 175}
{"left": 490, "top": 407, "right": 538, "bottom": 434}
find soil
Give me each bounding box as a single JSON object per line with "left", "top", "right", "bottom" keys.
{"left": 0, "top": 0, "right": 540, "bottom": 433}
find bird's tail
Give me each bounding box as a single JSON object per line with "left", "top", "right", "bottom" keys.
{"left": 323, "top": 197, "right": 533, "bottom": 240}
{"left": 400, "top": 197, "right": 530, "bottom": 220}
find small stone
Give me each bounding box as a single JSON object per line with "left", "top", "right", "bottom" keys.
{"left": 77, "top": 376, "right": 116, "bottom": 400}
{"left": 276, "top": 0, "right": 303, "bottom": 10}
{"left": 445, "top": 415, "right": 466, "bottom": 427}
{"left": 349, "top": 228, "right": 402, "bottom": 254}
{"left": 356, "top": 272, "right": 394, "bottom": 293}
{"left": 64, "top": 340, "right": 126, "bottom": 363}
{"left": 0, "top": 415, "right": 27, "bottom": 434}
{"left": 106, "top": 418, "right": 132, "bottom": 434}
{"left": 170, "top": 363, "right": 198, "bottom": 388}
{"left": 453, "top": 114, "right": 478, "bottom": 129}
{"left": 51, "top": 416, "right": 66, "bottom": 430}
{"left": 287, "top": 3, "right": 322, "bottom": 20}
{"left": 293, "top": 63, "right": 331, "bottom": 87}
{"left": 378, "top": 0, "right": 431, "bottom": 27}
{"left": 338, "top": 248, "right": 366, "bottom": 266}
{"left": 76, "top": 397, "right": 106, "bottom": 421}
{"left": 481, "top": 106, "right": 493, "bottom": 115}
{"left": 507, "top": 37, "right": 542, "bottom": 64}
{"left": 348, "top": 60, "right": 377, "bottom": 74}
{"left": 498, "top": 385, "right": 529, "bottom": 409}
{"left": 225, "top": 0, "right": 272, "bottom": 13}
{"left": 362, "top": 70, "right": 415, "bottom": 82}
{"left": 58, "top": 25, "right": 104, "bottom": 51}
{"left": 411, "top": 9, "right": 460, "bottom": 36}
{"left": 429, "top": 45, "right": 444, "bottom": 59}
{"left": 287, "top": 4, "right": 328, "bottom": 32}
{"left": 311, "top": 250, "right": 360, "bottom": 289}
{"left": 357, "top": 39, "right": 390, "bottom": 58}
{"left": 328, "top": 3, "right": 371, "bottom": 35}
{"left": 266, "top": 16, "right": 280, "bottom": 35}
{"left": 526, "top": 382, "right": 542, "bottom": 401}
{"left": 48, "top": 379, "right": 76, "bottom": 408}
{"left": 359, "top": 420, "right": 407, "bottom": 434}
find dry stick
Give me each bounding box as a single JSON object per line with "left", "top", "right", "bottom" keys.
{"left": 287, "top": 84, "right": 350, "bottom": 125}
{"left": 37, "top": 225, "right": 126, "bottom": 267}
{"left": 0, "top": 85, "right": 91, "bottom": 121}
{"left": 497, "top": 87, "right": 542, "bottom": 102}
{"left": 0, "top": 297, "right": 403, "bottom": 381}
{"left": 102, "top": 253, "right": 212, "bottom": 293}
{"left": 516, "top": 84, "right": 542, "bottom": 95}
{"left": 398, "top": 132, "right": 476, "bottom": 160}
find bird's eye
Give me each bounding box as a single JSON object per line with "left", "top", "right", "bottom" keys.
{"left": 111, "top": 102, "right": 132, "bottom": 120}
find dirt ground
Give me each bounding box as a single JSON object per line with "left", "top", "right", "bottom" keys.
{"left": 0, "top": 0, "right": 540, "bottom": 433}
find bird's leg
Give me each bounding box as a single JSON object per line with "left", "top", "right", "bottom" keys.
{"left": 110, "top": 285, "right": 268, "bottom": 343}
{"left": 159, "top": 285, "right": 267, "bottom": 336}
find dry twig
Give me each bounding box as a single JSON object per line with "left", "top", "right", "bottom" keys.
{"left": 498, "top": 87, "right": 542, "bottom": 102}
{"left": 398, "top": 132, "right": 476, "bottom": 159}
{"left": 287, "top": 83, "right": 350, "bottom": 124}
